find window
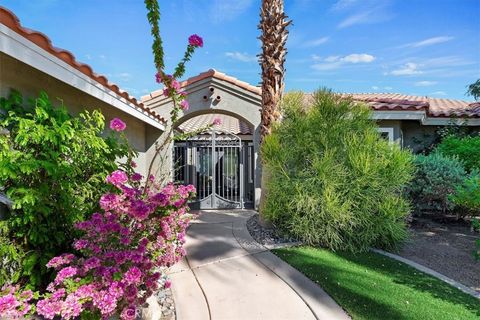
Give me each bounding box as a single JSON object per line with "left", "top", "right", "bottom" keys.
{"left": 377, "top": 127, "right": 394, "bottom": 143}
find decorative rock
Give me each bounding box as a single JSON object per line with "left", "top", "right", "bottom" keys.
{"left": 246, "top": 213, "right": 298, "bottom": 246}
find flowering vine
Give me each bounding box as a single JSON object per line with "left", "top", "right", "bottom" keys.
{"left": 144, "top": 0, "right": 221, "bottom": 183}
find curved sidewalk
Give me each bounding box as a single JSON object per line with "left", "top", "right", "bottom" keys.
{"left": 168, "top": 210, "right": 350, "bottom": 320}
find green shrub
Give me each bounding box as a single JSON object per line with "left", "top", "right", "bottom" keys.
{"left": 436, "top": 135, "right": 480, "bottom": 172}
{"left": 0, "top": 90, "right": 134, "bottom": 289}
{"left": 407, "top": 153, "right": 466, "bottom": 214}
{"left": 449, "top": 173, "right": 480, "bottom": 218}
{"left": 261, "top": 90, "right": 414, "bottom": 252}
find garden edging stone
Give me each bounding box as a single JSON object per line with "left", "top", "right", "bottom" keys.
{"left": 372, "top": 248, "right": 480, "bottom": 299}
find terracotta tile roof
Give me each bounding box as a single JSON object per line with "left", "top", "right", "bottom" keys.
{"left": 0, "top": 6, "right": 165, "bottom": 123}
{"left": 143, "top": 69, "right": 261, "bottom": 101}
{"left": 346, "top": 93, "right": 479, "bottom": 118}
{"left": 178, "top": 113, "right": 253, "bottom": 135}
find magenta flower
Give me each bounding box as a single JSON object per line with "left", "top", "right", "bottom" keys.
{"left": 180, "top": 100, "right": 189, "bottom": 111}
{"left": 164, "top": 280, "right": 172, "bottom": 289}
{"left": 124, "top": 267, "right": 142, "bottom": 284}
{"left": 155, "top": 72, "right": 162, "bottom": 84}
{"left": 99, "top": 193, "right": 119, "bottom": 210}
{"left": 131, "top": 173, "right": 143, "bottom": 182}
{"left": 54, "top": 267, "right": 78, "bottom": 284}
{"left": 109, "top": 118, "right": 126, "bottom": 132}
{"left": 120, "top": 306, "right": 137, "bottom": 320}
{"left": 73, "top": 239, "right": 89, "bottom": 250}
{"left": 212, "top": 117, "right": 222, "bottom": 126}
{"left": 106, "top": 170, "right": 128, "bottom": 186}
{"left": 188, "top": 34, "right": 203, "bottom": 48}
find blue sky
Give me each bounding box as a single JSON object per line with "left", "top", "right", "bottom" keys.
{"left": 3, "top": 0, "right": 480, "bottom": 100}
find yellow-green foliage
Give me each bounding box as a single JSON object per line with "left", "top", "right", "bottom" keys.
{"left": 262, "top": 90, "right": 414, "bottom": 252}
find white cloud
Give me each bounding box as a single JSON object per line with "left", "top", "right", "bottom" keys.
{"left": 384, "top": 86, "right": 393, "bottom": 91}
{"left": 372, "top": 86, "right": 379, "bottom": 90}
{"left": 304, "top": 37, "right": 329, "bottom": 47}
{"left": 415, "top": 80, "right": 437, "bottom": 87}
{"left": 312, "top": 53, "right": 375, "bottom": 71}
{"left": 210, "top": 0, "right": 253, "bottom": 23}
{"left": 390, "top": 63, "right": 423, "bottom": 76}
{"left": 405, "top": 36, "right": 454, "bottom": 48}
{"left": 225, "top": 52, "right": 257, "bottom": 62}
{"left": 431, "top": 91, "right": 447, "bottom": 96}
{"left": 342, "top": 53, "right": 375, "bottom": 63}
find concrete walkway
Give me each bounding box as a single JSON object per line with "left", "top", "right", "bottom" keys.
{"left": 168, "top": 210, "right": 350, "bottom": 320}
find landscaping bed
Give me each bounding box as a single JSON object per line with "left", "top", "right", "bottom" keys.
{"left": 274, "top": 246, "right": 480, "bottom": 320}
{"left": 397, "top": 217, "right": 479, "bottom": 293}
{"left": 246, "top": 213, "right": 298, "bottom": 246}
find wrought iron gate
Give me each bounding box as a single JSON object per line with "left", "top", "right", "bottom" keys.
{"left": 173, "top": 130, "right": 254, "bottom": 209}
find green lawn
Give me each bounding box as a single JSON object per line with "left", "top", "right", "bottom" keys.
{"left": 273, "top": 246, "right": 480, "bottom": 320}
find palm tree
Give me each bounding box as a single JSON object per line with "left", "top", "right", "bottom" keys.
{"left": 259, "top": 0, "right": 291, "bottom": 140}
{"left": 258, "top": 0, "right": 291, "bottom": 217}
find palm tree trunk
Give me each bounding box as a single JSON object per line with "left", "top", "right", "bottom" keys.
{"left": 258, "top": 0, "right": 291, "bottom": 222}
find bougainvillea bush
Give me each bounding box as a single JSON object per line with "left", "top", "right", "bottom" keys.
{"left": 33, "top": 170, "right": 195, "bottom": 319}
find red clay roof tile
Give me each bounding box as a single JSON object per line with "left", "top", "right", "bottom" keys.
{"left": 346, "top": 93, "right": 479, "bottom": 118}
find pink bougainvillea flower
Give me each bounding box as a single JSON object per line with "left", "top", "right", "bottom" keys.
{"left": 109, "top": 118, "right": 126, "bottom": 132}
{"left": 188, "top": 34, "right": 203, "bottom": 48}
{"left": 120, "top": 306, "right": 137, "bottom": 320}
{"left": 164, "top": 280, "right": 172, "bottom": 289}
{"left": 131, "top": 173, "right": 143, "bottom": 182}
{"left": 212, "top": 117, "right": 222, "bottom": 126}
{"left": 180, "top": 100, "right": 189, "bottom": 111}
{"left": 106, "top": 170, "right": 128, "bottom": 186}
{"left": 124, "top": 267, "right": 142, "bottom": 284}
{"left": 155, "top": 72, "right": 162, "bottom": 84}
{"left": 54, "top": 267, "right": 78, "bottom": 284}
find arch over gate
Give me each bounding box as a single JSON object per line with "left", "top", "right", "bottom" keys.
{"left": 173, "top": 129, "right": 255, "bottom": 209}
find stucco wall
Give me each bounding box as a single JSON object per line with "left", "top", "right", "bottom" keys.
{"left": 0, "top": 53, "right": 162, "bottom": 176}
{"left": 143, "top": 77, "right": 263, "bottom": 207}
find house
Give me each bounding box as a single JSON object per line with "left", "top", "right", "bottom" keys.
{"left": 0, "top": 7, "right": 166, "bottom": 177}
{"left": 142, "top": 69, "right": 480, "bottom": 210}
{"left": 2, "top": 6, "right": 479, "bottom": 211}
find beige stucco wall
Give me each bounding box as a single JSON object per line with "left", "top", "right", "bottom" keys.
{"left": 0, "top": 53, "right": 163, "bottom": 176}
{"left": 143, "top": 77, "right": 263, "bottom": 207}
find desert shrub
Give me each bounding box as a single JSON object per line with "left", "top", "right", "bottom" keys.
{"left": 449, "top": 172, "right": 480, "bottom": 218}
{"left": 436, "top": 135, "right": 480, "bottom": 172}
{"left": 261, "top": 90, "right": 414, "bottom": 252}
{"left": 0, "top": 90, "right": 134, "bottom": 289}
{"left": 407, "top": 153, "right": 466, "bottom": 214}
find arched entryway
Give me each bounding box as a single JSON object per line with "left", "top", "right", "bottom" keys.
{"left": 173, "top": 114, "right": 255, "bottom": 209}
